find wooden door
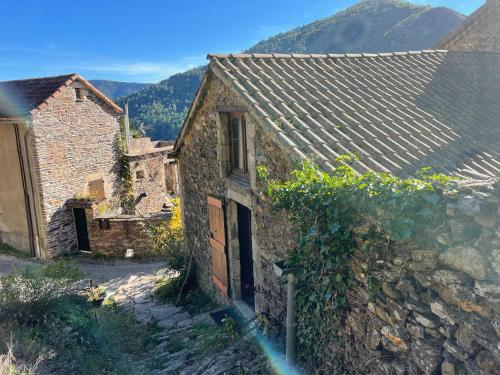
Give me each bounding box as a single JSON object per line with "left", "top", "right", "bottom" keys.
{"left": 207, "top": 196, "right": 228, "bottom": 296}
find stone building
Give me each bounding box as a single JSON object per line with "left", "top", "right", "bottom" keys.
{"left": 173, "top": 3, "right": 500, "bottom": 372}
{"left": 127, "top": 137, "right": 178, "bottom": 216}
{"left": 0, "top": 74, "right": 122, "bottom": 258}
{"left": 0, "top": 74, "right": 175, "bottom": 259}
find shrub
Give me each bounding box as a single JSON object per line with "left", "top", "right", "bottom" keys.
{"left": 147, "top": 197, "right": 187, "bottom": 271}
{"left": 0, "top": 267, "right": 70, "bottom": 323}
{"left": 41, "top": 260, "right": 85, "bottom": 281}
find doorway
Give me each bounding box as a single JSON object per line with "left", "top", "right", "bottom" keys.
{"left": 237, "top": 203, "right": 254, "bottom": 307}
{"left": 73, "top": 208, "right": 90, "bottom": 251}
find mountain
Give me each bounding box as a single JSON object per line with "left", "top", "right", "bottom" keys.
{"left": 90, "top": 80, "right": 152, "bottom": 100}
{"left": 116, "top": 67, "right": 206, "bottom": 140}
{"left": 122, "top": 0, "right": 466, "bottom": 140}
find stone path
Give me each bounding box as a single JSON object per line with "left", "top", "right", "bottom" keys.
{"left": 102, "top": 272, "right": 274, "bottom": 374}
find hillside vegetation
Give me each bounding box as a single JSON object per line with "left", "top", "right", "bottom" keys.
{"left": 90, "top": 80, "right": 151, "bottom": 100}
{"left": 122, "top": 0, "right": 465, "bottom": 140}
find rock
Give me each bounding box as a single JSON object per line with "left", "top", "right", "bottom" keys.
{"left": 380, "top": 325, "right": 409, "bottom": 352}
{"left": 396, "top": 279, "right": 417, "bottom": 297}
{"left": 475, "top": 350, "right": 500, "bottom": 373}
{"left": 407, "top": 323, "right": 425, "bottom": 339}
{"left": 474, "top": 280, "right": 500, "bottom": 306}
{"left": 411, "top": 338, "right": 442, "bottom": 374}
{"left": 430, "top": 301, "right": 456, "bottom": 325}
{"left": 439, "top": 246, "right": 488, "bottom": 281}
{"left": 430, "top": 270, "right": 491, "bottom": 317}
{"left": 441, "top": 360, "right": 456, "bottom": 375}
{"left": 456, "top": 325, "right": 478, "bottom": 352}
{"left": 369, "top": 328, "right": 382, "bottom": 350}
{"left": 413, "top": 311, "right": 441, "bottom": 329}
{"left": 449, "top": 217, "right": 481, "bottom": 243}
{"left": 410, "top": 249, "right": 439, "bottom": 271}
{"left": 457, "top": 195, "right": 481, "bottom": 216}
{"left": 444, "top": 338, "right": 468, "bottom": 362}
{"left": 490, "top": 249, "right": 500, "bottom": 276}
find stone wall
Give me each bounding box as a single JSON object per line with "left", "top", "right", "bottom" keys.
{"left": 177, "top": 73, "right": 296, "bottom": 324}
{"left": 31, "top": 82, "right": 121, "bottom": 257}
{"left": 129, "top": 153, "right": 167, "bottom": 215}
{"left": 86, "top": 209, "right": 170, "bottom": 257}
{"left": 343, "top": 181, "right": 500, "bottom": 374}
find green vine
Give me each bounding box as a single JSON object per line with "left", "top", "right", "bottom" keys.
{"left": 258, "top": 156, "right": 454, "bottom": 372}
{"left": 118, "top": 118, "right": 134, "bottom": 212}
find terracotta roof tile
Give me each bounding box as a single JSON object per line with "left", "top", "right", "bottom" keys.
{"left": 208, "top": 51, "right": 500, "bottom": 179}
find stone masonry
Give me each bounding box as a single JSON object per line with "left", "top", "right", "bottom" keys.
{"left": 31, "top": 82, "right": 121, "bottom": 257}
{"left": 178, "top": 73, "right": 298, "bottom": 326}
{"left": 86, "top": 209, "right": 171, "bottom": 258}
{"left": 342, "top": 181, "right": 500, "bottom": 374}
{"left": 178, "top": 74, "right": 500, "bottom": 373}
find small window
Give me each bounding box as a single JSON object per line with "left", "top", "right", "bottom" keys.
{"left": 75, "top": 88, "right": 83, "bottom": 101}
{"left": 136, "top": 170, "right": 145, "bottom": 179}
{"left": 98, "top": 219, "right": 110, "bottom": 230}
{"left": 228, "top": 112, "right": 248, "bottom": 176}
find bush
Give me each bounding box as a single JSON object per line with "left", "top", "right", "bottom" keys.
{"left": 0, "top": 267, "right": 70, "bottom": 323}
{"left": 0, "top": 264, "right": 156, "bottom": 374}
{"left": 154, "top": 273, "right": 218, "bottom": 315}
{"left": 146, "top": 198, "right": 187, "bottom": 271}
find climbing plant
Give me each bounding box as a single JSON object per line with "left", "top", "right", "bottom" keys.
{"left": 118, "top": 117, "right": 135, "bottom": 212}
{"left": 258, "top": 156, "right": 454, "bottom": 372}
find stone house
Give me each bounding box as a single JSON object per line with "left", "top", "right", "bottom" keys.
{"left": 173, "top": 3, "right": 500, "bottom": 372}
{"left": 0, "top": 74, "right": 176, "bottom": 259}
{"left": 175, "top": 48, "right": 500, "bottom": 314}
{"left": 0, "top": 74, "right": 123, "bottom": 258}
{"left": 127, "top": 137, "right": 178, "bottom": 216}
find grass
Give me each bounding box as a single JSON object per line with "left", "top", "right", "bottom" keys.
{"left": 0, "top": 262, "right": 158, "bottom": 374}
{"left": 0, "top": 243, "right": 30, "bottom": 258}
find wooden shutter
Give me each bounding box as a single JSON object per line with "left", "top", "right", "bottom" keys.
{"left": 207, "top": 196, "right": 228, "bottom": 296}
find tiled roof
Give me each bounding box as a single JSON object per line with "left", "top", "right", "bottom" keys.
{"left": 435, "top": 0, "right": 500, "bottom": 51}
{"left": 0, "top": 74, "right": 122, "bottom": 118}
{"left": 205, "top": 51, "right": 500, "bottom": 179}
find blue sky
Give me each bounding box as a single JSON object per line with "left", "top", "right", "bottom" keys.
{"left": 0, "top": 0, "right": 483, "bottom": 83}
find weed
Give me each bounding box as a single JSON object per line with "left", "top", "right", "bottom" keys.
{"left": 41, "top": 260, "right": 85, "bottom": 281}
{"left": 0, "top": 243, "right": 30, "bottom": 259}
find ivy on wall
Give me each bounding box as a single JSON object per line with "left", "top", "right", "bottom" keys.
{"left": 118, "top": 118, "right": 135, "bottom": 212}
{"left": 258, "top": 156, "right": 454, "bottom": 372}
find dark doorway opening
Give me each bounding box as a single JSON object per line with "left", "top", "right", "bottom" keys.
{"left": 237, "top": 204, "right": 254, "bottom": 307}
{"left": 73, "top": 208, "right": 90, "bottom": 251}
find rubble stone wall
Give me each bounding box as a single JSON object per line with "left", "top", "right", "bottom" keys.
{"left": 86, "top": 209, "right": 170, "bottom": 257}
{"left": 344, "top": 182, "right": 500, "bottom": 374}
{"left": 129, "top": 153, "right": 167, "bottom": 215}
{"left": 177, "top": 74, "right": 296, "bottom": 324}
{"left": 31, "top": 83, "right": 121, "bottom": 257}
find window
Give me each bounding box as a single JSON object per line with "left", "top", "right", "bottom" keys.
{"left": 75, "top": 88, "right": 83, "bottom": 101}
{"left": 228, "top": 112, "right": 248, "bottom": 176}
